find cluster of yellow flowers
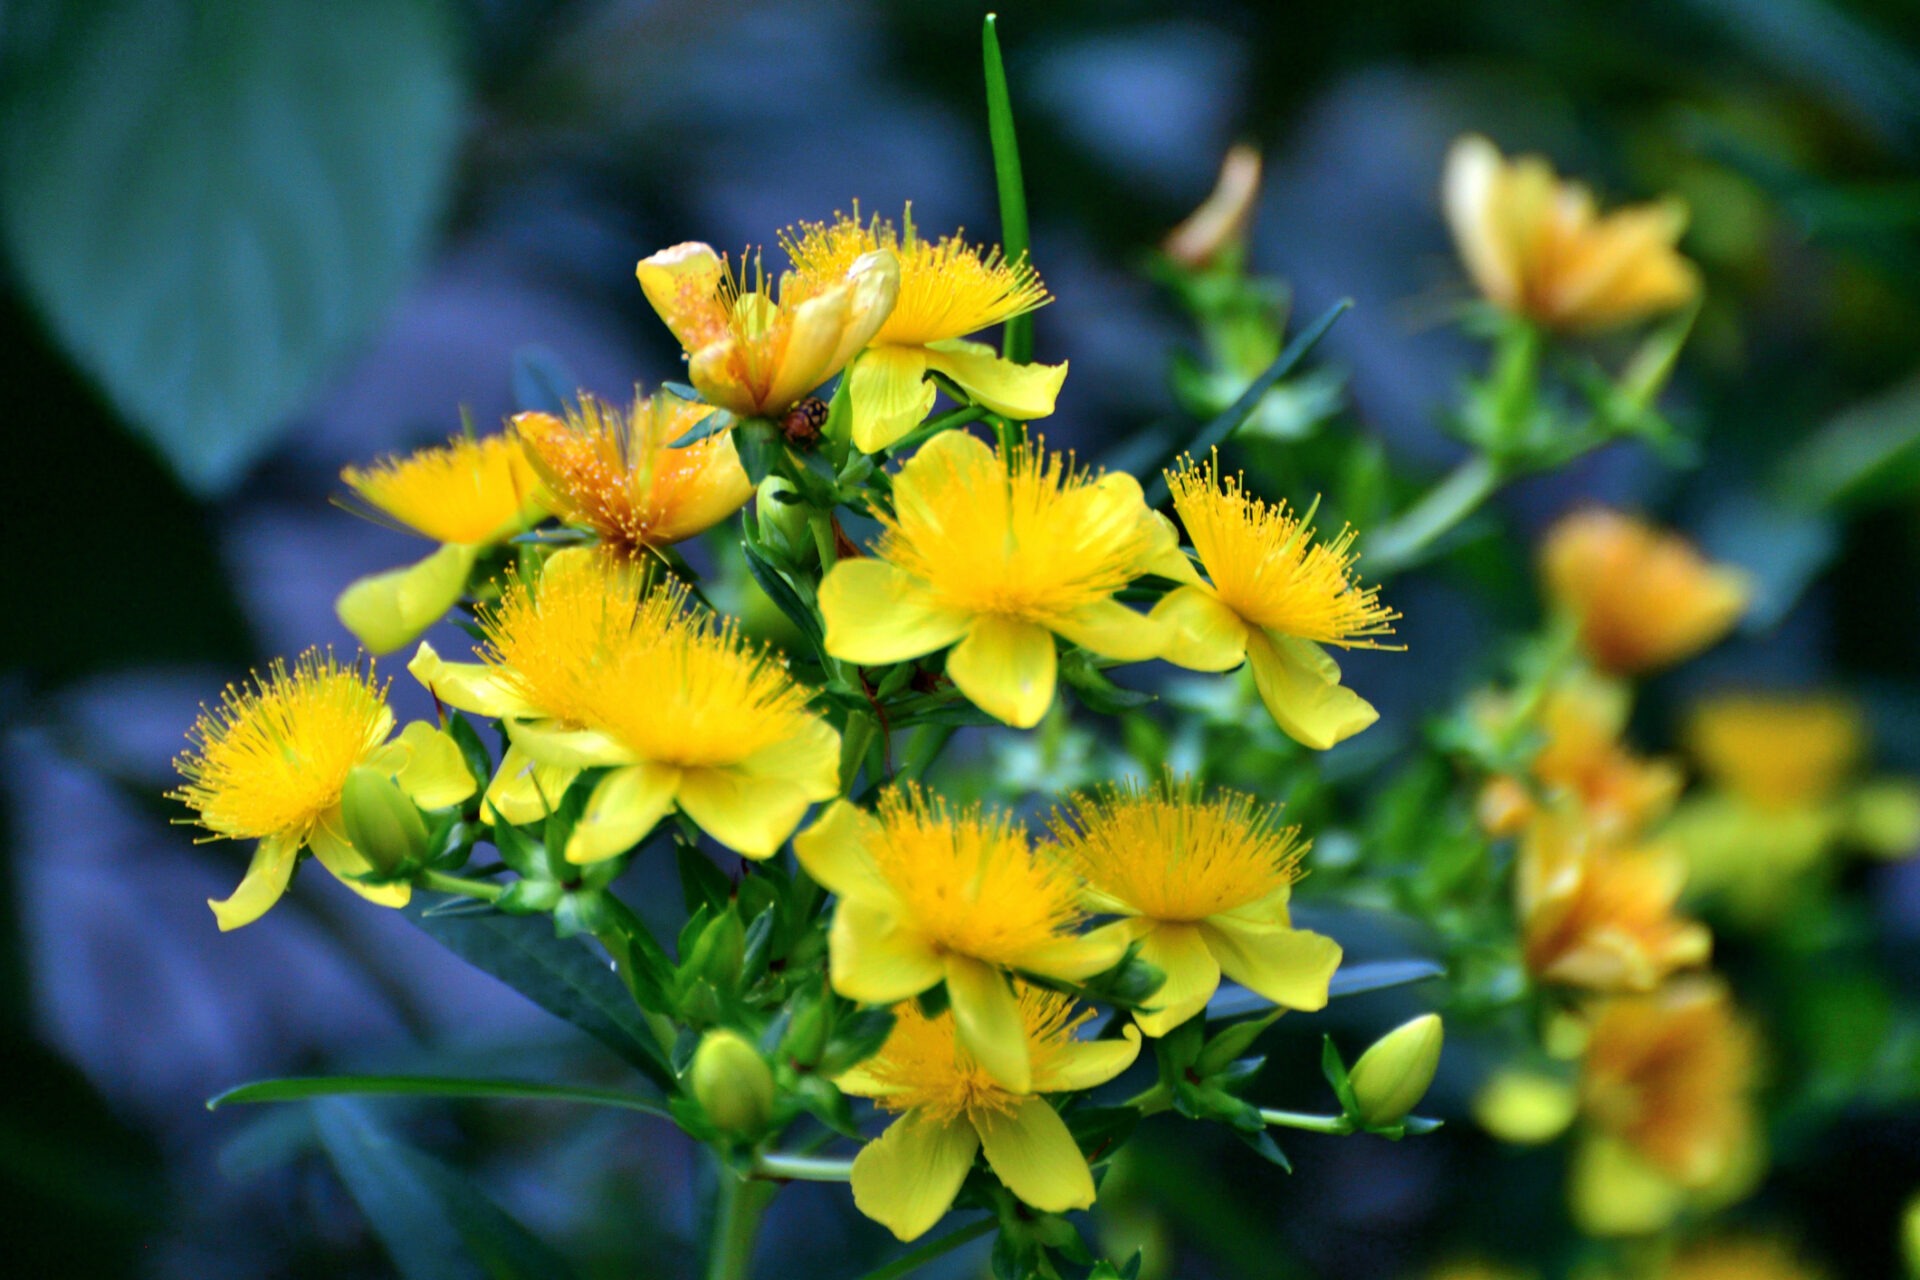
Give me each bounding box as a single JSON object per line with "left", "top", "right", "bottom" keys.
{"left": 169, "top": 197, "right": 1420, "bottom": 1248}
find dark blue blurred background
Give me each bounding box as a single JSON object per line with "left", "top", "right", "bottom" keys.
{"left": 6, "top": 1, "right": 1920, "bottom": 1275}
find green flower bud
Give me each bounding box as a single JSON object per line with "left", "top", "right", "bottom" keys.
{"left": 1348, "top": 1014, "right": 1444, "bottom": 1128}
{"left": 685, "top": 911, "right": 746, "bottom": 990}
{"left": 340, "top": 766, "right": 429, "bottom": 874}
{"left": 690, "top": 1029, "right": 775, "bottom": 1139}
{"left": 756, "top": 476, "right": 810, "bottom": 553}
{"left": 780, "top": 988, "right": 832, "bottom": 1068}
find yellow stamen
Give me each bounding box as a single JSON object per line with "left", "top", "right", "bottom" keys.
{"left": 171, "top": 650, "right": 391, "bottom": 842}
{"left": 879, "top": 436, "right": 1156, "bottom": 624}
{"left": 1167, "top": 453, "right": 1399, "bottom": 646}
{"left": 478, "top": 551, "right": 660, "bottom": 728}
{"left": 864, "top": 987, "right": 1092, "bottom": 1121}
{"left": 783, "top": 205, "right": 1049, "bottom": 348}
{"left": 1053, "top": 778, "right": 1303, "bottom": 922}
{"left": 865, "top": 787, "right": 1082, "bottom": 967}
{"left": 341, "top": 433, "right": 541, "bottom": 545}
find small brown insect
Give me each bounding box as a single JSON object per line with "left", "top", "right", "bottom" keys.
{"left": 779, "top": 396, "right": 830, "bottom": 446}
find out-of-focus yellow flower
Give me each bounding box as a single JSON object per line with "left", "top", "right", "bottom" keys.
{"left": 1541, "top": 508, "right": 1749, "bottom": 676}
{"left": 1661, "top": 1237, "right": 1827, "bottom": 1280}
{"left": 1443, "top": 134, "right": 1700, "bottom": 332}
{"left": 1903, "top": 1192, "right": 1920, "bottom": 1278}
{"left": 1154, "top": 453, "right": 1398, "bottom": 749}
{"left": 410, "top": 549, "right": 837, "bottom": 860}
{"left": 1473, "top": 1066, "right": 1579, "bottom": 1145}
{"left": 514, "top": 390, "right": 751, "bottom": 558}
{"left": 635, "top": 240, "right": 897, "bottom": 419}
{"left": 1049, "top": 779, "right": 1341, "bottom": 1036}
{"left": 838, "top": 985, "right": 1139, "bottom": 1241}
{"left": 1667, "top": 693, "right": 1920, "bottom": 920}
{"left": 784, "top": 208, "right": 1063, "bottom": 452}
{"left": 794, "top": 789, "right": 1131, "bottom": 1093}
{"left": 335, "top": 433, "right": 546, "bottom": 653}
{"left": 1476, "top": 673, "right": 1681, "bottom": 840}
{"left": 171, "top": 651, "right": 475, "bottom": 930}
{"left": 1571, "top": 978, "right": 1760, "bottom": 1236}
{"left": 1516, "top": 807, "right": 1710, "bottom": 992}
{"left": 817, "top": 430, "right": 1178, "bottom": 728}
{"left": 1164, "top": 144, "right": 1263, "bottom": 269}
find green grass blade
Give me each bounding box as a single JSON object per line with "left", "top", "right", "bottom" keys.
{"left": 208, "top": 1074, "right": 671, "bottom": 1119}
{"left": 983, "top": 14, "right": 1033, "bottom": 364}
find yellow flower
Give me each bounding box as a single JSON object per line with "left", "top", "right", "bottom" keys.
{"left": 171, "top": 651, "right": 476, "bottom": 930}
{"left": 1152, "top": 453, "right": 1398, "bottom": 749}
{"left": 335, "top": 433, "right": 547, "bottom": 654}
{"left": 1662, "top": 1237, "right": 1826, "bottom": 1280}
{"left": 838, "top": 985, "right": 1140, "bottom": 1241}
{"left": 794, "top": 789, "right": 1132, "bottom": 1092}
{"left": 1528, "top": 674, "right": 1682, "bottom": 838}
{"left": 783, "top": 207, "right": 1063, "bottom": 452}
{"left": 514, "top": 390, "right": 751, "bottom": 558}
{"left": 1541, "top": 508, "right": 1749, "bottom": 676}
{"left": 409, "top": 548, "right": 838, "bottom": 860}
{"left": 1664, "top": 693, "right": 1920, "bottom": 920}
{"left": 1443, "top": 134, "right": 1700, "bottom": 332}
{"left": 817, "top": 430, "right": 1180, "bottom": 728}
{"left": 635, "top": 240, "right": 897, "bottom": 419}
{"left": 1515, "top": 806, "right": 1710, "bottom": 992}
{"left": 1571, "top": 978, "right": 1761, "bottom": 1236}
{"left": 1048, "top": 779, "right": 1341, "bottom": 1036}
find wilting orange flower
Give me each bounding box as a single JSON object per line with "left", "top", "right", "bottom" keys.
{"left": 636, "top": 241, "right": 898, "bottom": 419}
{"left": 1164, "top": 144, "right": 1263, "bottom": 269}
{"left": 1515, "top": 806, "right": 1710, "bottom": 992}
{"left": 1572, "top": 978, "right": 1761, "bottom": 1235}
{"left": 1443, "top": 134, "right": 1700, "bottom": 332}
{"left": 515, "top": 390, "right": 751, "bottom": 558}
{"left": 1540, "top": 508, "right": 1749, "bottom": 675}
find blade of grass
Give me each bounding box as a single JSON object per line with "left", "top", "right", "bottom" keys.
{"left": 208, "top": 1074, "right": 671, "bottom": 1120}
{"left": 983, "top": 14, "right": 1032, "bottom": 365}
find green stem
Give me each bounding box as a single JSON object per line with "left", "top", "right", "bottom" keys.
{"left": 853, "top": 1218, "right": 995, "bottom": 1280}
{"left": 752, "top": 1152, "right": 854, "bottom": 1183}
{"left": 1123, "top": 1082, "right": 1174, "bottom": 1117}
{"left": 707, "top": 1170, "right": 777, "bottom": 1280}
{"left": 1364, "top": 453, "right": 1506, "bottom": 575}
{"left": 1258, "top": 1108, "right": 1354, "bottom": 1136}
{"left": 418, "top": 870, "right": 504, "bottom": 902}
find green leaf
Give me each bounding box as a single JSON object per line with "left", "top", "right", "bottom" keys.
{"left": 677, "top": 843, "right": 735, "bottom": 915}
{"left": 407, "top": 904, "right": 673, "bottom": 1089}
{"left": 0, "top": 0, "right": 463, "bottom": 493}
{"left": 1143, "top": 298, "right": 1354, "bottom": 506}
{"left": 311, "top": 1099, "right": 578, "bottom": 1280}
{"left": 1780, "top": 373, "right": 1920, "bottom": 511}
{"left": 1232, "top": 1125, "right": 1292, "bottom": 1171}
{"left": 208, "top": 1075, "right": 669, "bottom": 1120}
{"left": 981, "top": 14, "right": 1033, "bottom": 365}
{"left": 740, "top": 538, "right": 827, "bottom": 657}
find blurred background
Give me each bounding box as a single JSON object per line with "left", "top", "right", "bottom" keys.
{"left": 5, "top": 0, "right": 1920, "bottom": 1276}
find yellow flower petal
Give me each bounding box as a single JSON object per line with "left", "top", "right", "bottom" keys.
{"left": 946, "top": 615, "right": 1057, "bottom": 729}
{"left": 764, "top": 281, "right": 855, "bottom": 414}
{"left": 922, "top": 338, "right": 1067, "bottom": 423}
{"left": 793, "top": 800, "right": 891, "bottom": 900}
{"left": 482, "top": 744, "right": 578, "bottom": 825}
{"left": 1569, "top": 1134, "right": 1688, "bottom": 1237}
{"left": 1199, "top": 915, "right": 1342, "bottom": 1012}
{"left": 1032, "top": 1023, "right": 1142, "bottom": 1093}
{"left": 675, "top": 767, "right": 813, "bottom": 859}
{"left": 1008, "top": 917, "right": 1135, "bottom": 983}
{"left": 308, "top": 810, "right": 411, "bottom": 908}
{"left": 849, "top": 345, "right": 938, "bottom": 452}
{"left": 634, "top": 242, "right": 727, "bottom": 353}
{"left": 503, "top": 718, "right": 635, "bottom": 768}
{"left": 946, "top": 955, "right": 1031, "bottom": 1092}
{"left": 336, "top": 542, "right": 478, "bottom": 655}
{"left": 972, "top": 1096, "right": 1096, "bottom": 1213}
{"left": 390, "top": 721, "right": 476, "bottom": 809}
{"left": 207, "top": 832, "right": 301, "bottom": 931}
{"left": 850, "top": 1109, "right": 979, "bottom": 1243}
{"left": 820, "top": 559, "right": 971, "bottom": 666}
{"left": 829, "top": 898, "right": 945, "bottom": 1003}
{"left": 1245, "top": 631, "right": 1379, "bottom": 750}
{"left": 1151, "top": 584, "right": 1252, "bottom": 671}
{"left": 566, "top": 763, "right": 681, "bottom": 864}
{"left": 407, "top": 641, "right": 538, "bottom": 719}
{"left": 1131, "top": 921, "right": 1221, "bottom": 1037}
{"left": 890, "top": 427, "right": 997, "bottom": 523}
{"left": 1052, "top": 597, "right": 1168, "bottom": 664}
